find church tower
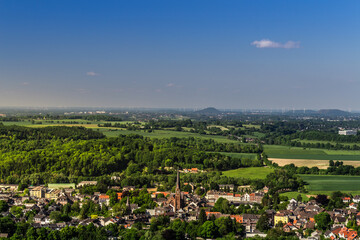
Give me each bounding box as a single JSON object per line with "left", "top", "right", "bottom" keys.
{"left": 174, "top": 169, "right": 183, "bottom": 211}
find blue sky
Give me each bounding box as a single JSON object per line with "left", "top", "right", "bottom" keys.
{"left": 0, "top": 0, "right": 359, "bottom": 109}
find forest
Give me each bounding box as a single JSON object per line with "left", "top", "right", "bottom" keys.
{"left": 0, "top": 124, "right": 262, "bottom": 185}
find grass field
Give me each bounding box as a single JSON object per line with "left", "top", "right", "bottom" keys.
{"left": 242, "top": 124, "right": 261, "bottom": 129}
{"left": 48, "top": 183, "right": 76, "bottom": 189}
{"left": 222, "top": 167, "right": 274, "bottom": 179}
{"left": 279, "top": 192, "right": 310, "bottom": 201}
{"left": 264, "top": 145, "right": 360, "bottom": 161}
{"left": 208, "top": 125, "right": 229, "bottom": 131}
{"left": 300, "top": 175, "right": 360, "bottom": 194}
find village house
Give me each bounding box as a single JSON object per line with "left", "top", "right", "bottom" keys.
{"left": 349, "top": 202, "right": 358, "bottom": 210}
{"left": 0, "top": 184, "right": 18, "bottom": 192}
{"left": 77, "top": 181, "right": 98, "bottom": 188}
{"left": 45, "top": 189, "right": 61, "bottom": 200}
{"left": 274, "top": 212, "right": 289, "bottom": 225}
{"left": 353, "top": 195, "right": 360, "bottom": 203}
{"left": 99, "top": 194, "right": 110, "bottom": 206}
{"left": 287, "top": 198, "right": 298, "bottom": 210}
{"left": 242, "top": 214, "right": 260, "bottom": 233}
{"left": 219, "top": 184, "right": 235, "bottom": 191}
{"left": 338, "top": 227, "right": 357, "bottom": 240}
{"left": 249, "top": 192, "right": 264, "bottom": 203}
{"left": 283, "top": 222, "right": 298, "bottom": 232}
{"left": 237, "top": 185, "right": 252, "bottom": 193}
{"left": 30, "top": 186, "right": 46, "bottom": 199}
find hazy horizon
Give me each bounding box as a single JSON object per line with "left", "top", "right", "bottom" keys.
{"left": 1, "top": 1, "right": 359, "bottom": 109}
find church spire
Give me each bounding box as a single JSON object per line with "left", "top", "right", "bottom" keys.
{"left": 176, "top": 168, "right": 180, "bottom": 190}
{"left": 174, "top": 168, "right": 183, "bottom": 211}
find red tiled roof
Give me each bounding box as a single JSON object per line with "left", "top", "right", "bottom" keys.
{"left": 99, "top": 195, "right": 109, "bottom": 199}
{"left": 230, "top": 215, "right": 243, "bottom": 223}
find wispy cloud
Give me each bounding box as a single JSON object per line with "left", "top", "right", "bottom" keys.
{"left": 251, "top": 39, "right": 300, "bottom": 49}
{"left": 166, "top": 83, "right": 175, "bottom": 87}
{"left": 86, "top": 71, "right": 100, "bottom": 76}
{"left": 21, "top": 82, "right": 30, "bottom": 86}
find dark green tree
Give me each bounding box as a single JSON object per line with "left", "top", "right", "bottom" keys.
{"left": 314, "top": 212, "right": 331, "bottom": 230}
{"left": 198, "top": 209, "right": 207, "bottom": 224}
{"left": 256, "top": 214, "right": 270, "bottom": 232}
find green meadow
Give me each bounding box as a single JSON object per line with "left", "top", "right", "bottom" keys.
{"left": 300, "top": 174, "right": 360, "bottom": 194}
{"left": 279, "top": 192, "right": 310, "bottom": 201}
{"left": 222, "top": 167, "right": 274, "bottom": 179}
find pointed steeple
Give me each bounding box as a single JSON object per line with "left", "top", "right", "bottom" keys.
{"left": 174, "top": 168, "right": 183, "bottom": 211}
{"left": 176, "top": 168, "right": 180, "bottom": 190}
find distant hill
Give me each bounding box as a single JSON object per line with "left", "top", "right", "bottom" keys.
{"left": 317, "top": 109, "right": 350, "bottom": 116}
{"left": 285, "top": 109, "right": 317, "bottom": 115}
{"left": 195, "top": 107, "right": 221, "bottom": 115}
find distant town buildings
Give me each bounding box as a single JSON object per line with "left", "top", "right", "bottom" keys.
{"left": 339, "top": 130, "right": 357, "bottom": 135}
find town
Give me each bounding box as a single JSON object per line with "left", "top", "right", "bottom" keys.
{"left": 0, "top": 169, "right": 359, "bottom": 240}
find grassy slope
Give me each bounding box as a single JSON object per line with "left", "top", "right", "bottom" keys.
{"left": 222, "top": 167, "right": 274, "bottom": 179}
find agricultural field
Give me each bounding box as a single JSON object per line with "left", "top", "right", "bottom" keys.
{"left": 242, "top": 124, "right": 261, "bottom": 129}
{"left": 264, "top": 145, "right": 360, "bottom": 161}
{"left": 294, "top": 139, "right": 355, "bottom": 146}
{"left": 269, "top": 158, "right": 331, "bottom": 169}
{"left": 300, "top": 175, "right": 360, "bottom": 194}
{"left": 269, "top": 158, "right": 360, "bottom": 169}
{"left": 222, "top": 167, "right": 274, "bottom": 179}
{"left": 207, "top": 125, "right": 229, "bottom": 131}
{"left": 1, "top": 120, "right": 35, "bottom": 126}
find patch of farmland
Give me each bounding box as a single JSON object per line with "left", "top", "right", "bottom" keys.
{"left": 222, "top": 167, "right": 274, "bottom": 179}
{"left": 300, "top": 175, "right": 360, "bottom": 193}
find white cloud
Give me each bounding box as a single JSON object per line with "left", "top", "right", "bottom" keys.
{"left": 166, "top": 83, "right": 175, "bottom": 87}
{"left": 21, "top": 82, "right": 30, "bottom": 86}
{"left": 86, "top": 71, "right": 99, "bottom": 76}
{"left": 251, "top": 39, "right": 300, "bottom": 49}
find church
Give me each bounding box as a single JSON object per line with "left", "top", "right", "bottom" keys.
{"left": 167, "top": 169, "right": 184, "bottom": 212}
